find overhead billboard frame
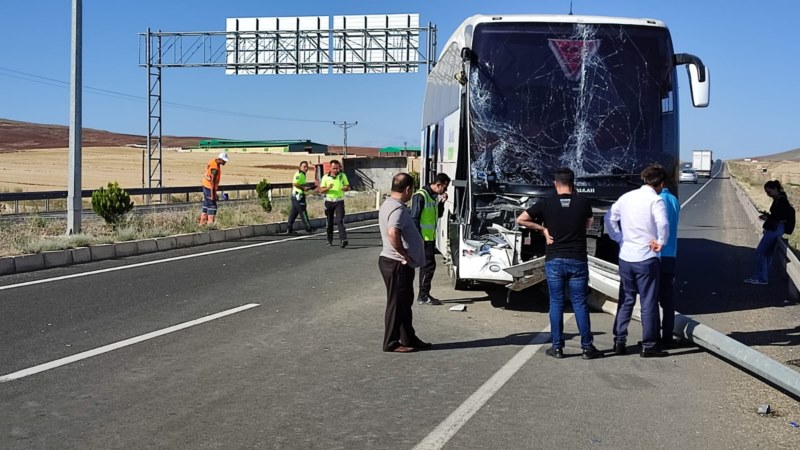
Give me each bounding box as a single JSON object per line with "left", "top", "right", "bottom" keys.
{"left": 138, "top": 14, "right": 436, "bottom": 194}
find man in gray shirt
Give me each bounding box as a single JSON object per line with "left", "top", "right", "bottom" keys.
{"left": 378, "top": 173, "right": 429, "bottom": 353}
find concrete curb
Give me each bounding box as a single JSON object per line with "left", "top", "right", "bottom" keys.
{"left": 0, "top": 210, "right": 378, "bottom": 276}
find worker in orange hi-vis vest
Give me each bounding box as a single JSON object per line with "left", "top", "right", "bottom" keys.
{"left": 199, "top": 152, "right": 229, "bottom": 225}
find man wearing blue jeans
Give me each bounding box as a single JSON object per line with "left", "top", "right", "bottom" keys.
{"left": 517, "top": 168, "right": 602, "bottom": 359}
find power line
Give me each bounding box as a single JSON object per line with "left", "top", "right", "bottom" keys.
{"left": 333, "top": 121, "right": 358, "bottom": 157}
{"left": 0, "top": 66, "right": 412, "bottom": 143}
{"left": 0, "top": 66, "right": 332, "bottom": 124}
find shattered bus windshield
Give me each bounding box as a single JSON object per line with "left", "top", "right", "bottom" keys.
{"left": 469, "top": 22, "right": 676, "bottom": 187}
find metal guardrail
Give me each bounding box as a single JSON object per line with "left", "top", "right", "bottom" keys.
{"left": 0, "top": 183, "right": 294, "bottom": 214}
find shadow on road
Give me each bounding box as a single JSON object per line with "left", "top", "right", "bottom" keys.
{"left": 676, "top": 237, "right": 791, "bottom": 314}
{"left": 728, "top": 326, "right": 800, "bottom": 347}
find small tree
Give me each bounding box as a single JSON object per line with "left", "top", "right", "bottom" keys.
{"left": 91, "top": 182, "right": 134, "bottom": 226}
{"left": 256, "top": 179, "right": 272, "bottom": 212}
{"left": 410, "top": 171, "right": 421, "bottom": 191}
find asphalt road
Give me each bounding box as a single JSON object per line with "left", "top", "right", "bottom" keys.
{"left": 1, "top": 166, "right": 798, "bottom": 448}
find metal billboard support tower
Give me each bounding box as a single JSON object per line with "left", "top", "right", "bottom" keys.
{"left": 138, "top": 14, "right": 436, "bottom": 188}
{"left": 333, "top": 121, "right": 358, "bottom": 158}
{"left": 145, "top": 28, "right": 163, "bottom": 203}
{"left": 67, "top": 0, "right": 82, "bottom": 235}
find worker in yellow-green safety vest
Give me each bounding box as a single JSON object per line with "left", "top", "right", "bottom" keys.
{"left": 285, "top": 161, "right": 315, "bottom": 234}
{"left": 319, "top": 159, "right": 351, "bottom": 248}
{"left": 410, "top": 172, "right": 451, "bottom": 305}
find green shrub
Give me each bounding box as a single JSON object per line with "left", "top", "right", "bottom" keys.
{"left": 92, "top": 182, "right": 134, "bottom": 226}
{"left": 410, "top": 171, "right": 421, "bottom": 191}
{"left": 256, "top": 179, "right": 272, "bottom": 212}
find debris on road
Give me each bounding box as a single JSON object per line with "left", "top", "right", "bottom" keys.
{"left": 449, "top": 304, "right": 467, "bottom": 312}
{"left": 757, "top": 404, "right": 772, "bottom": 415}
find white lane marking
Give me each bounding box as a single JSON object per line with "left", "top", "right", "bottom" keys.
{"left": 0, "top": 303, "right": 260, "bottom": 383}
{"left": 413, "top": 317, "right": 569, "bottom": 450}
{"left": 681, "top": 163, "right": 724, "bottom": 209}
{"left": 0, "top": 223, "right": 379, "bottom": 292}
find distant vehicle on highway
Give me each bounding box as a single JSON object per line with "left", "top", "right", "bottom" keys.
{"left": 679, "top": 168, "right": 699, "bottom": 184}
{"left": 692, "top": 149, "right": 713, "bottom": 177}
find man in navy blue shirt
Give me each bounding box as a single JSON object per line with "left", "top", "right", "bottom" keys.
{"left": 517, "top": 168, "right": 602, "bottom": 360}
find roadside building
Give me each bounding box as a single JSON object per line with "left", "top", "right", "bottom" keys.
{"left": 196, "top": 139, "right": 328, "bottom": 154}
{"left": 379, "top": 146, "right": 421, "bottom": 157}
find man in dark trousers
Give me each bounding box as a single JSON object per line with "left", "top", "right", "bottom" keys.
{"left": 604, "top": 164, "right": 670, "bottom": 358}
{"left": 516, "top": 168, "right": 602, "bottom": 359}
{"left": 658, "top": 186, "right": 680, "bottom": 348}
{"left": 410, "top": 173, "right": 451, "bottom": 305}
{"left": 285, "top": 161, "right": 314, "bottom": 234}
{"left": 319, "top": 160, "right": 350, "bottom": 247}
{"left": 378, "top": 173, "right": 431, "bottom": 353}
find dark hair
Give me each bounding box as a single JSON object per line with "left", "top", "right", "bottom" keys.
{"left": 553, "top": 168, "right": 575, "bottom": 187}
{"left": 764, "top": 180, "right": 784, "bottom": 193}
{"left": 392, "top": 173, "right": 414, "bottom": 193}
{"left": 433, "top": 173, "right": 451, "bottom": 185}
{"left": 330, "top": 160, "right": 341, "bottom": 167}
{"left": 298, "top": 161, "right": 308, "bottom": 168}
{"left": 640, "top": 164, "right": 666, "bottom": 187}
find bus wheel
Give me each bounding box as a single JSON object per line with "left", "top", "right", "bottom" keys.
{"left": 448, "top": 255, "right": 469, "bottom": 290}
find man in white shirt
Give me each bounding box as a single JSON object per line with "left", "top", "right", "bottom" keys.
{"left": 604, "top": 164, "right": 670, "bottom": 358}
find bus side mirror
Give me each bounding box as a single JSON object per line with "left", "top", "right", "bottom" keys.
{"left": 687, "top": 64, "right": 710, "bottom": 108}
{"left": 674, "top": 53, "right": 710, "bottom": 108}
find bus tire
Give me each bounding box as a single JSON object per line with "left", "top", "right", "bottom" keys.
{"left": 449, "top": 264, "right": 469, "bottom": 290}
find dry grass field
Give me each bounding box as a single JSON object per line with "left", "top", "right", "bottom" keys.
{"left": 728, "top": 160, "right": 800, "bottom": 249}
{"left": 0, "top": 121, "right": 391, "bottom": 257}
{"left": 0, "top": 147, "right": 340, "bottom": 192}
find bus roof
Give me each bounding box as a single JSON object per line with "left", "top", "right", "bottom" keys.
{"left": 439, "top": 14, "right": 668, "bottom": 56}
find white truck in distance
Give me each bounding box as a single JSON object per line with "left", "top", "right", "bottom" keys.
{"left": 693, "top": 150, "right": 713, "bottom": 177}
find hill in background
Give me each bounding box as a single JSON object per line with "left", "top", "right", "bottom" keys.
{"left": 0, "top": 118, "right": 212, "bottom": 152}
{"left": 0, "top": 119, "right": 387, "bottom": 156}
{"left": 749, "top": 147, "right": 800, "bottom": 162}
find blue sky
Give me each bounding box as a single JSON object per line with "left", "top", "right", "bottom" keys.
{"left": 1, "top": 0, "right": 798, "bottom": 161}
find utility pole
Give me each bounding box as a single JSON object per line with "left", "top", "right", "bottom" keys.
{"left": 67, "top": 0, "right": 83, "bottom": 235}
{"left": 333, "top": 121, "right": 358, "bottom": 158}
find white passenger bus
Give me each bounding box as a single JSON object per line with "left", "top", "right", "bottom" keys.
{"left": 421, "top": 14, "right": 709, "bottom": 291}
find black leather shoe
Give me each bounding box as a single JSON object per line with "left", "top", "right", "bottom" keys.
{"left": 640, "top": 348, "right": 669, "bottom": 358}
{"left": 658, "top": 337, "right": 690, "bottom": 350}
{"left": 613, "top": 342, "right": 627, "bottom": 355}
{"left": 306, "top": 227, "right": 316, "bottom": 233}
{"left": 418, "top": 296, "right": 442, "bottom": 306}
{"left": 582, "top": 346, "right": 603, "bottom": 360}
{"left": 284, "top": 228, "right": 297, "bottom": 235}
{"left": 326, "top": 240, "right": 333, "bottom": 246}
{"left": 341, "top": 240, "right": 348, "bottom": 248}
{"left": 545, "top": 347, "right": 564, "bottom": 359}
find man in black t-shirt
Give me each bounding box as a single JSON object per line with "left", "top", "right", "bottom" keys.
{"left": 516, "top": 168, "right": 602, "bottom": 360}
